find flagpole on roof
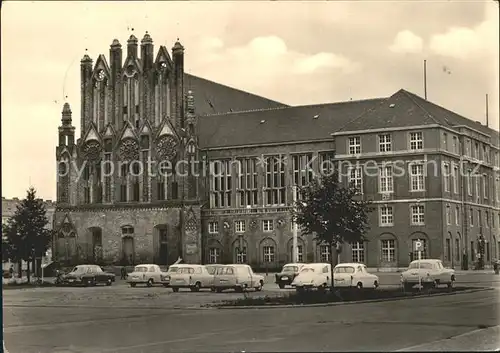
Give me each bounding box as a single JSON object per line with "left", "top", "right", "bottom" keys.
{"left": 423, "top": 60, "right": 427, "bottom": 100}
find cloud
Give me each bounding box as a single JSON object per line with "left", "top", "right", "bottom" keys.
{"left": 189, "top": 35, "right": 360, "bottom": 97}
{"left": 389, "top": 30, "right": 423, "bottom": 54}
{"left": 429, "top": 4, "right": 498, "bottom": 60}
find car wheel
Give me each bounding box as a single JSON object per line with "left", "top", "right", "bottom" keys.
{"left": 447, "top": 280, "right": 454, "bottom": 289}
{"left": 255, "top": 281, "right": 263, "bottom": 292}
{"left": 106, "top": 278, "right": 112, "bottom": 286}
{"left": 373, "top": 280, "right": 379, "bottom": 289}
{"left": 191, "top": 282, "right": 201, "bottom": 292}
{"left": 403, "top": 282, "right": 413, "bottom": 292}
{"left": 147, "top": 278, "right": 154, "bottom": 287}
{"left": 356, "top": 282, "right": 363, "bottom": 290}
{"left": 172, "top": 287, "right": 179, "bottom": 292}
{"left": 129, "top": 283, "right": 136, "bottom": 288}
{"left": 278, "top": 283, "right": 285, "bottom": 289}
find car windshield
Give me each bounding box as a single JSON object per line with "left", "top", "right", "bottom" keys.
{"left": 134, "top": 266, "right": 148, "bottom": 273}
{"left": 71, "top": 266, "right": 86, "bottom": 274}
{"left": 334, "top": 267, "right": 355, "bottom": 274}
{"left": 300, "top": 267, "right": 315, "bottom": 273}
{"left": 168, "top": 267, "right": 178, "bottom": 273}
{"left": 408, "top": 262, "right": 434, "bottom": 269}
{"left": 206, "top": 266, "right": 219, "bottom": 275}
{"left": 282, "top": 266, "right": 298, "bottom": 272}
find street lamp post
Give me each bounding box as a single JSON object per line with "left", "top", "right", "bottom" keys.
{"left": 292, "top": 185, "right": 298, "bottom": 263}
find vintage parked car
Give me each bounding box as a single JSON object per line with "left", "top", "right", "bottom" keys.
{"left": 291, "top": 263, "right": 331, "bottom": 292}
{"left": 127, "top": 264, "right": 169, "bottom": 287}
{"left": 212, "top": 264, "right": 264, "bottom": 293}
{"left": 401, "top": 259, "right": 456, "bottom": 290}
{"left": 333, "top": 263, "right": 379, "bottom": 289}
{"left": 168, "top": 264, "right": 214, "bottom": 292}
{"left": 61, "top": 265, "right": 116, "bottom": 286}
{"left": 275, "top": 263, "right": 305, "bottom": 289}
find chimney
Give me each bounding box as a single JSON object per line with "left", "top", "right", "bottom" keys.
{"left": 172, "top": 40, "right": 185, "bottom": 129}
{"left": 80, "top": 54, "right": 93, "bottom": 136}
{"left": 141, "top": 32, "right": 154, "bottom": 71}
{"left": 127, "top": 35, "right": 138, "bottom": 58}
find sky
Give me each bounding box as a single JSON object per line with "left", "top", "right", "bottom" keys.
{"left": 2, "top": 1, "right": 499, "bottom": 200}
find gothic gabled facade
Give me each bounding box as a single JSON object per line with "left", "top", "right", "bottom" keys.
{"left": 54, "top": 34, "right": 202, "bottom": 266}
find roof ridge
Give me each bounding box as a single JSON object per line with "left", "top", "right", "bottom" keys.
{"left": 334, "top": 97, "right": 389, "bottom": 133}
{"left": 200, "top": 97, "right": 385, "bottom": 117}
{"left": 400, "top": 89, "right": 441, "bottom": 125}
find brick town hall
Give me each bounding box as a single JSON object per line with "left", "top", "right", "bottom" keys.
{"left": 54, "top": 32, "right": 500, "bottom": 270}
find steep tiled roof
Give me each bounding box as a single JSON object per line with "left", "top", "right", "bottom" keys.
{"left": 336, "top": 89, "right": 498, "bottom": 146}
{"left": 335, "top": 89, "right": 441, "bottom": 132}
{"left": 198, "top": 98, "right": 385, "bottom": 148}
{"left": 183, "top": 74, "right": 288, "bottom": 116}
{"left": 404, "top": 91, "right": 499, "bottom": 147}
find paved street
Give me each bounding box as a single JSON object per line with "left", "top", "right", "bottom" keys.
{"left": 3, "top": 272, "right": 500, "bottom": 352}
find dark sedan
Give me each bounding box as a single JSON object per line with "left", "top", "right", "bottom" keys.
{"left": 61, "top": 265, "right": 116, "bottom": 286}
{"left": 275, "top": 263, "right": 305, "bottom": 289}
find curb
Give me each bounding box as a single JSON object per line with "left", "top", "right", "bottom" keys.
{"left": 213, "top": 287, "right": 494, "bottom": 310}
{"left": 3, "top": 303, "right": 214, "bottom": 311}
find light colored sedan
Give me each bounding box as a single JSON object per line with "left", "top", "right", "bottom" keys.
{"left": 333, "top": 263, "right": 379, "bottom": 289}
{"left": 401, "top": 259, "right": 455, "bottom": 290}
{"left": 127, "top": 264, "right": 169, "bottom": 287}
{"left": 291, "top": 263, "right": 331, "bottom": 292}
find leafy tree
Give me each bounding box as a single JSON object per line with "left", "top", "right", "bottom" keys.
{"left": 3, "top": 187, "right": 53, "bottom": 282}
{"left": 292, "top": 170, "right": 373, "bottom": 291}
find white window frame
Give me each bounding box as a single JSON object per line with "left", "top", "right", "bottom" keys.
{"left": 320, "top": 245, "right": 330, "bottom": 263}
{"left": 235, "top": 220, "right": 245, "bottom": 233}
{"left": 443, "top": 132, "right": 448, "bottom": 151}
{"left": 381, "top": 239, "right": 396, "bottom": 262}
{"left": 446, "top": 205, "right": 451, "bottom": 225}
{"left": 379, "top": 166, "right": 393, "bottom": 193}
{"left": 380, "top": 206, "right": 394, "bottom": 226}
{"left": 263, "top": 245, "right": 275, "bottom": 262}
{"left": 351, "top": 241, "right": 365, "bottom": 263}
{"left": 467, "top": 174, "right": 472, "bottom": 196}
{"left": 409, "top": 131, "right": 423, "bottom": 150}
{"left": 410, "top": 204, "right": 425, "bottom": 225}
{"left": 378, "top": 134, "right": 392, "bottom": 153}
{"left": 455, "top": 206, "right": 460, "bottom": 225}
{"left": 348, "top": 166, "right": 363, "bottom": 194}
{"left": 262, "top": 220, "right": 274, "bottom": 232}
{"left": 483, "top": 174, "right": 488, "bottom": 199}
{"left": 236, "top": 246, "right": 247, "bottom": 264}
{"left": 348, "top": 136, "right": 361, "bottom": 155}
{"left": 452, "top": 136, "right": 458, "bottom": 154}
{"left": 410, "top": 163, "right": 425, "bottom": 191}
{"left": 208, "top": 221, "right": 218, "bottom": 234}
{"left": 453, "top": 165, "right": 459, "bottom": 194}
{"left": 443, "top": 163, "right": 450, "bottom": 192}
{"left": 208, "top": 248, "right": 221, "bottom": 264}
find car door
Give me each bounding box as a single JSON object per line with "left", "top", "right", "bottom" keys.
{"left": 149, "top": 266, "right": 159, "bottom": 282}
{"left": 94, "top": 266, "right": 104, "bottom": 283}
{"left": 244, "top": 266, "right": 253, "bottom": 287}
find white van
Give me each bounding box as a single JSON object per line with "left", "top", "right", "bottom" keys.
{"left": 167, "top": 264, "right": 213, "bottom": 292}
{"left": 212, "top": 264, "right": 264, "bottom": 293}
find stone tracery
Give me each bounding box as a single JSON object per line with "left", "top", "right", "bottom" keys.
{"left": 119, "top": 138, "right": 140, "bottom": 161}
{"left": 156, "top": 135, "right": 177, "bottom": 161}
{"left": 82, "top": 141, "right": 102, "bottom": 162}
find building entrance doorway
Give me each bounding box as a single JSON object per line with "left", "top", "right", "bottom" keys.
{"left": 158, "top": 228, "right": 168, "bottom": 265}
